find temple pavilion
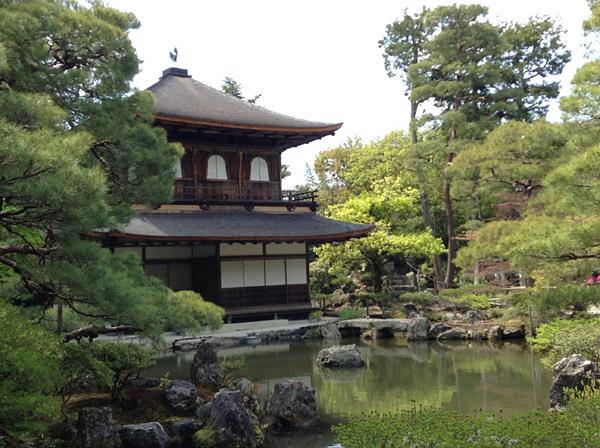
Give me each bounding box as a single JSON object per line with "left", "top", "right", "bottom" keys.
{"left": 93, "top": 67, "right": 372, "bottom": 321}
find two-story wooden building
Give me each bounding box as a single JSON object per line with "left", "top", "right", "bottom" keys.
{"left": 93, "top": 67, "right": 371, "bottom": 321}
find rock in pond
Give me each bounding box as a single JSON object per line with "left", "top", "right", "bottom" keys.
{"left": 427, "top": 322, "right": 452, "bottom": 340}
{"left": 487, "top": 325, "right": 504, "bottom": 340}
{"left": 501, "top": 325, "right": 526, "bottom": 340}
{"left": 168, "top": 419, "right": 201, "bottom": 448}
{"left": 76, "top": 407, "right": 120, "bottom": 448}
{"left": 196, "top": 389, "right": 263, "bottom": 448}
{"left": 550, "top": 354, "right": 599, "bottom": 409}
{"left": 265, "top": 380, "right": 317, "bottom": 430}
{"left": 302, "top": 322, "right": 341, "bottom": 340}
{"left": 164, "top": 379, "right": 198, "bottom": 414}
{"left": 121, "top": 422, "right": 169, "bottom": 448}
{"left": 437, "top": 327, "right": 470, "bottom": 341}
{"left": 234, "top": 377, "right": 261, "bottom": 414}
{"left": 190, "top": 341, "right": 224, "bottom": 390}
{"left": 407, "top": 317, "right": 429, "bottom": 341}
{"left": 316, "top": 344, "right": 364, "bottom": 368}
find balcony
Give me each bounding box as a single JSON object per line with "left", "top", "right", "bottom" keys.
{"left": 172, "top": 179, "right": 318, "bottom": 210}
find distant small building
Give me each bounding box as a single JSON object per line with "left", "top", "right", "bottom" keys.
{"left": 92, "top": 68, "right": 371, "bottom": 321}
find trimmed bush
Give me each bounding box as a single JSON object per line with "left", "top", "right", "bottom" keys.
{"left": 530, "top": 317, "right": 600, "bottom": 365}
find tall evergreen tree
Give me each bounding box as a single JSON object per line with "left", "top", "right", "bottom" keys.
{"left": 0, "top": 1, "right": 223, "bottom": 335}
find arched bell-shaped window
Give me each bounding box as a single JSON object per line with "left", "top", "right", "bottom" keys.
{"left": 250, "top": 157, "right": 270, "bottom": 181}
{"left": 207, "top": 155, "right": 228, "bottom": 180}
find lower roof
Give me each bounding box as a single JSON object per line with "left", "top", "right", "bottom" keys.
{"left": 92, "top": 211, "right": 372, "bottom": 243}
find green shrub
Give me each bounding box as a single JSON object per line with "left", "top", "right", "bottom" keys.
{"left": 530, "top": 317, "right": 600, "bottom": 365}
{"left": 441, "top": 284, "right": 504, "bottom": 298}
{"left": 166, "top": 290, "right": 224, "bottom": 334}
{"left": 445, "top": 293, "right": 491, "bottom": 310}
{"left": 64, "top": 341, "right": 157, "bottom": 401}
{"left": 0, "top": 301, "right": 63, "bottom": 438}
{"left": 398, "top": 291, "right": 437, "bottom": 306}
{"left": 309, "top": 310, "right": 324, "bottom": 320}
{"left": 338, "top": 307, "right": 362, "bottom": 319}
{"left": 334, "top": 389, "right": 600, "bottom": 448}
{"left": 193, "top": 426, "right": 217, "bottom": 447}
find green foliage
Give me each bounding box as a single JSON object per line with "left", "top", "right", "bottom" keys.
{"left": 193, "top": 426, "right": 217, "bottom": 448}
{"left": 315, "top": 172, "right": 444, "bottom": 292}
{"left": 221, "top": 76, "right": 261, "bottom": 104}
{"left": 338, "top": 307, "right": 363, "bottom": 320}
{"left": 309, "top": 311, "right": 324, "bottom": 320}
{"left": 379, "top": 5, "right": 569, "bottom": 287}
{"left": 444, "top": 293, "right": 490, "bottom": 310}
{"left": 0, "top": 0, "right": 182, "bottom": 338}
{"left": 334, "top": 390, "right": 600, "bottom": 448}
{"left": 0, "top": 301, "right": 63, "bottom": 438}
{"left": 530, "top": 318, "right": 600, "bottom": 366}
{"left": 165, "top": 290, "right": 224, "bottom": 334}
{"left": 398, "top": 291, "right": 437, "bottom": 306}
{"left": 64, "top": 341, "right": 157, "bottom": 402}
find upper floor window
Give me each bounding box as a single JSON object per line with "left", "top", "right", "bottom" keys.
{"left": 174, "top": 158, "right": 183, "bottom": 178}
{"left": 207, "top": 155, "right": 228, "bottom": 180}
{"left": 250, "top": 157, "right": 269, "bottom": 181}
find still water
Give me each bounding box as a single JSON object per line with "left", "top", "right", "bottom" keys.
{"left": 146, "top": 338, "right": 552, "bottom": 448}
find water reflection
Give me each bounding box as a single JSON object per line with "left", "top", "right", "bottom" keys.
{"left": 146, "top": 338, "right": 552, "bottom": 448}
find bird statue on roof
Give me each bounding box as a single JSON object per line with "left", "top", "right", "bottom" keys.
{"left": 169, "top": 47, "right": 178, "bottom": 63}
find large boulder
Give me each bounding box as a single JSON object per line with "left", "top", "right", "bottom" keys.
{"left": 316, "top": 344, "right": 364, "bottom": 368}
{"left": 265, "top": 380, "right": 317, "bottom": 430}
{"left": 427, "top": 322, "right": 452, "bottom": 340}
{"left": 76, "top": 407, "right": 120, "bottom": 448}
{"left": 437, "top": 327, "right": 469, "bottom": 341}
{"left": 191, "top": 341, "right": 224, "bottom": 390}
{"left": 169, "top": 419, "right": 200, "bottom": 448}
{"left": 302, "top": 322, "right": 341, "bottom": 340}
{"left": 550, "top": 354, "right": 599, "bottom": 409}
{"left": 407, "top": 317, "right": 430, "bottom": 341}
{"left": 501, "top": 325, "right": 526, "bottom": 340}
{"left": 234, "top": 377, "right": 261, "bottom": 414}
{"left": 465, "top": 309, "right": 483, "bottom": 324}
{"left": 196, "top": 389, "right": 264, "bottom": 448}
{"left": 487, "top": 325, "right": 504, "bottom": 341}
{"left": 164, "top": 379, "right": 198, "bottom": 414}
{"left": 367, "top": 305, "right": 385, "bottom": 318}
{"left": 121, "top": 422, "right": 169, "bottom": 448}
{"left": 403, "top": 303, "right": 420, "bottom": 318}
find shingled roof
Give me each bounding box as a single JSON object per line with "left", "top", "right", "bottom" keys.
{"left": 147, "top": 68, "right": 343, "bottom": 135}
{"left": 94, "top": 211, "right": 372, "bottom": 243}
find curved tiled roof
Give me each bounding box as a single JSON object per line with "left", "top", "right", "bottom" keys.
{"left": 95, "top": 211, "right": 372, "bottom": 243}
{"left": 147, "top": 68, "right": 342, "bottom": 134}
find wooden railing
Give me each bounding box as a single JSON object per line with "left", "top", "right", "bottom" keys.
{"left": 172, "top": 180, "right": 318, "bottom": 205}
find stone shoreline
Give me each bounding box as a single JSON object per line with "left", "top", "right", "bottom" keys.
{"left": 170, "top": 317, "right": 525, "bottom": 351}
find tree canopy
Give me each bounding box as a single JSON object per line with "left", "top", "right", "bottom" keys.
{"left": 0, "top": 0, "right": 221, "bottom": 336}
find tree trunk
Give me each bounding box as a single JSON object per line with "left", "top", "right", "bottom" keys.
{"left": 443, "top": 117, "right": 459, "bottom": 289}
{"left": 443, "top": 155, "right": 456, "bottom": 288}
{"left": 410, "top": 100, "right": 443, "bottom": 291}
{"left": 56, "top": 303, "right": 63, "bottom": 334}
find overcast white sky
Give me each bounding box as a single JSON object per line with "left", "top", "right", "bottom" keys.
{"left": 107, "top": 0, "right": 592, "bottom": 188}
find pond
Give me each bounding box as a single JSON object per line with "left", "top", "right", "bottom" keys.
{"left": 145, "top": 338, "right": 552, "bottom": 448}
